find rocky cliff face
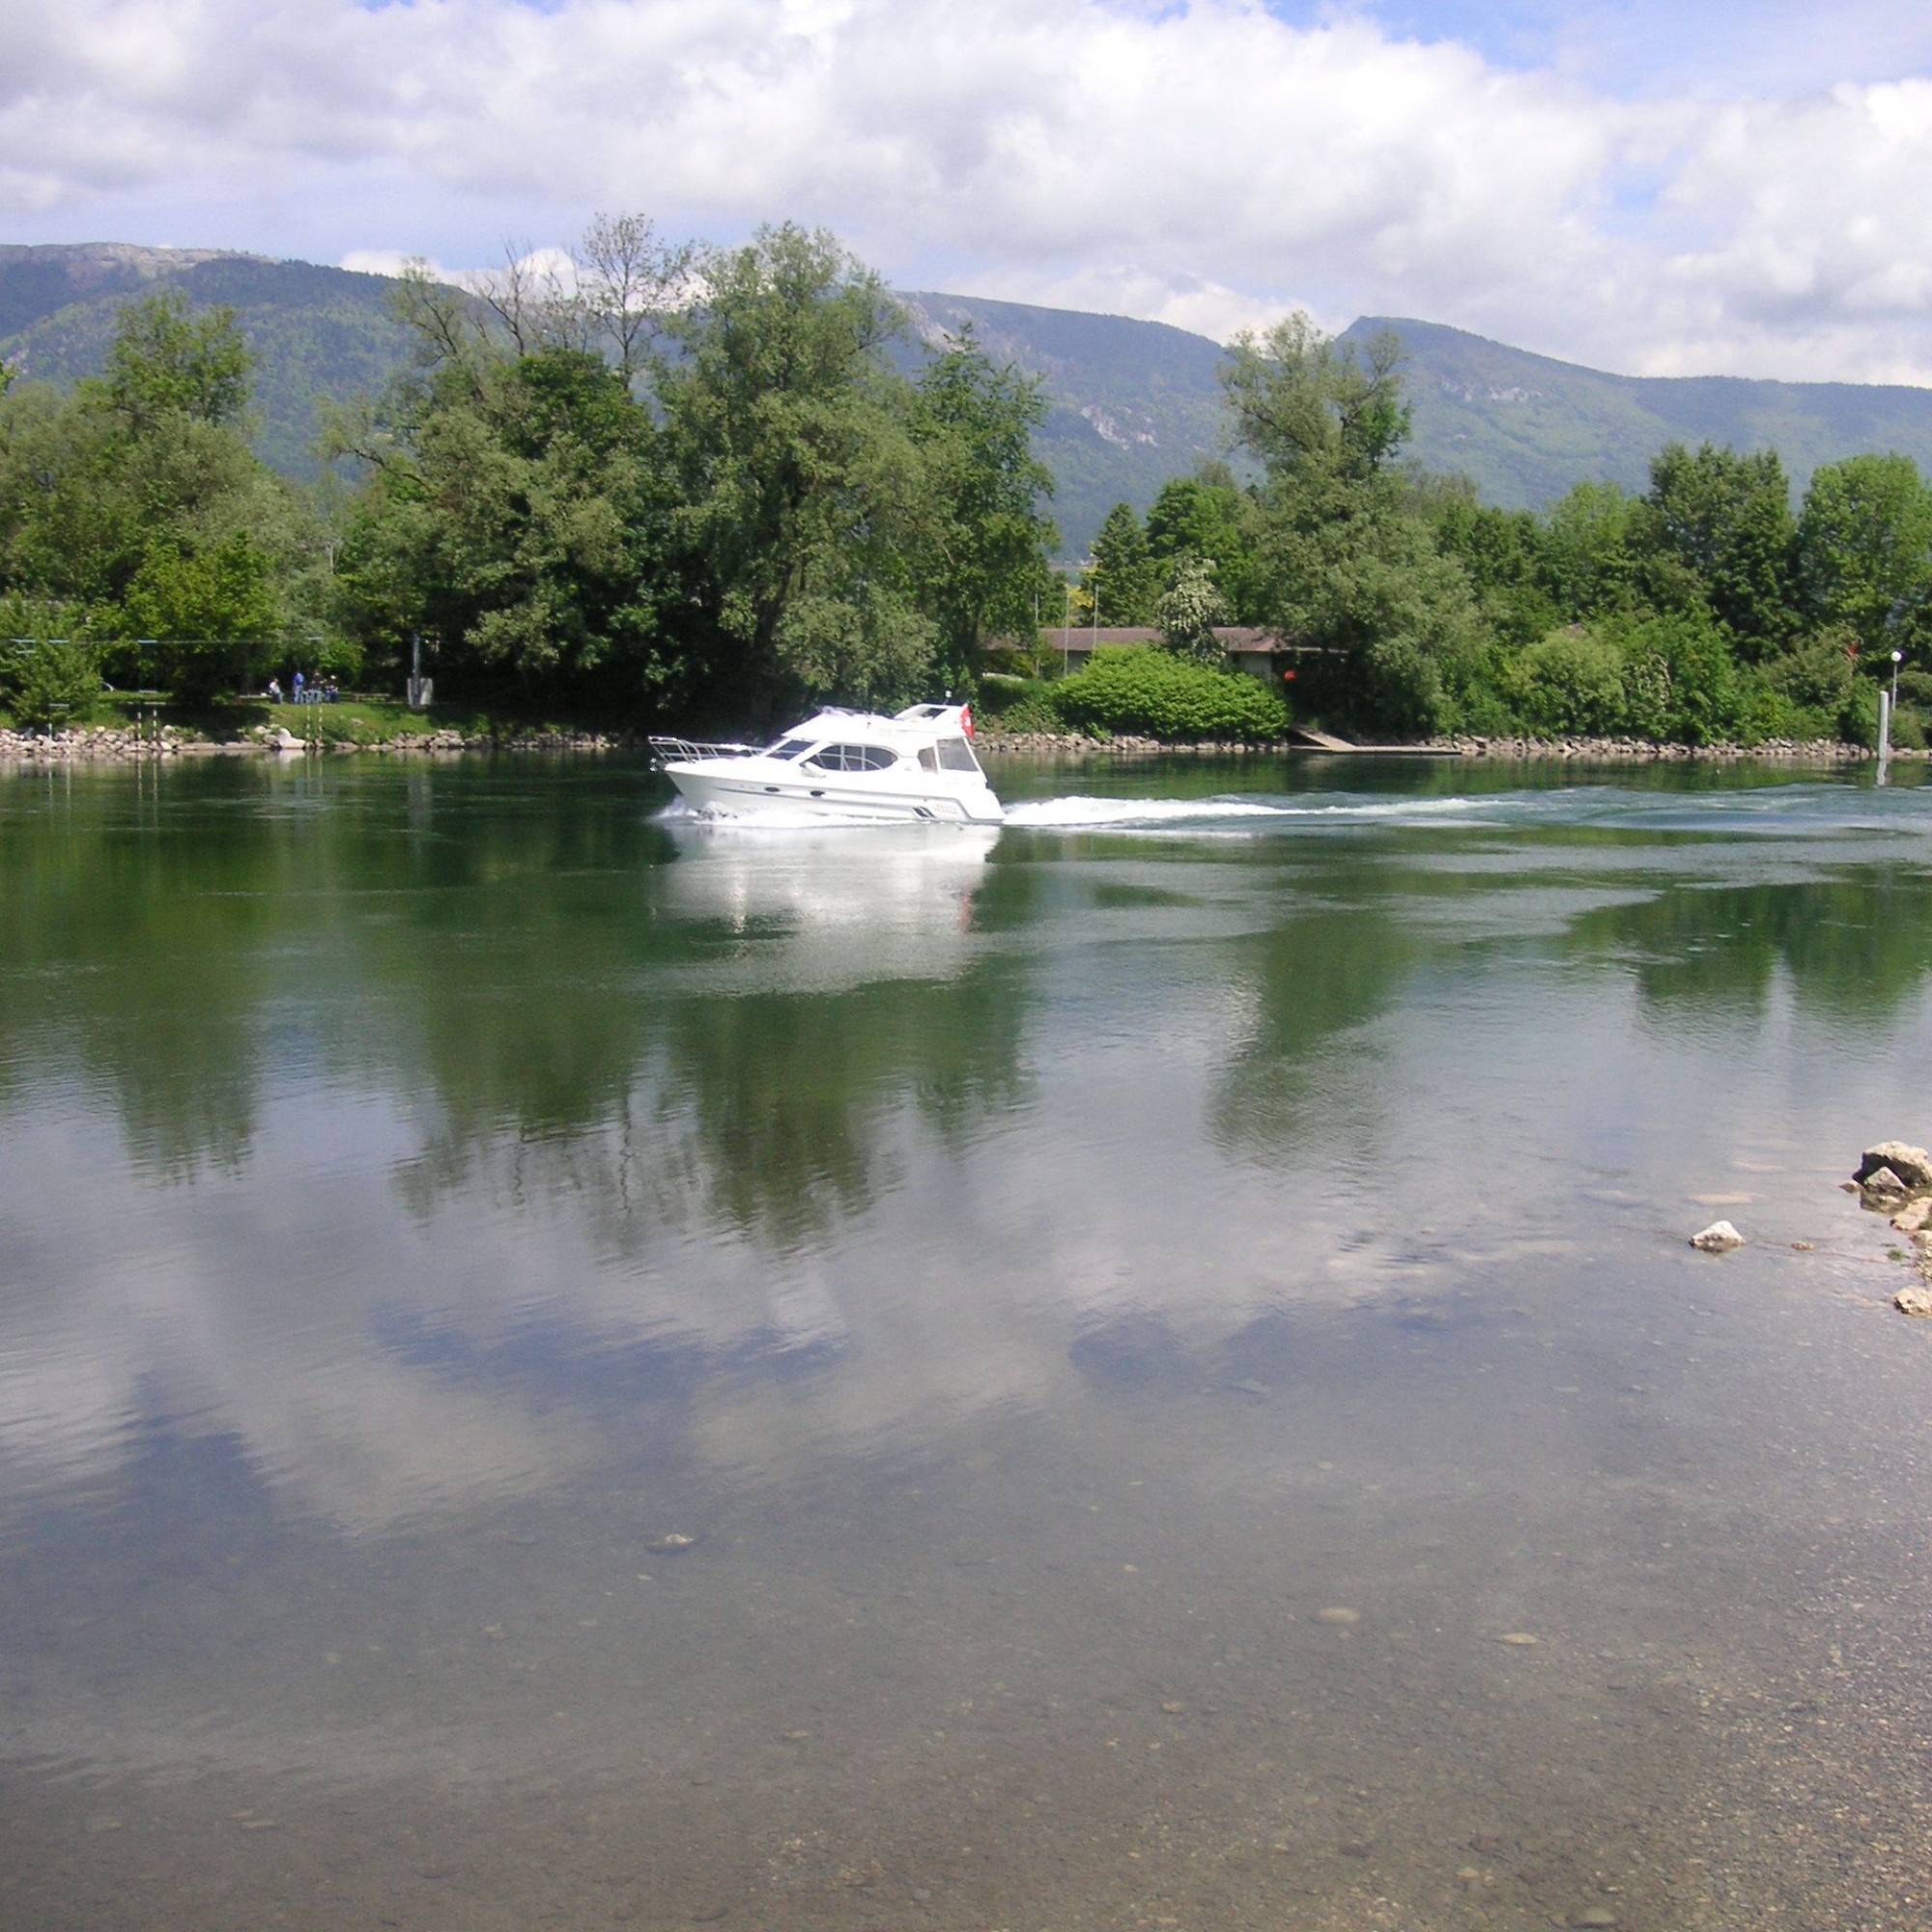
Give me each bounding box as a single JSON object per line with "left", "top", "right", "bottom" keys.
{"left": 0, "top": 242, "right": 243, "bottom": 337}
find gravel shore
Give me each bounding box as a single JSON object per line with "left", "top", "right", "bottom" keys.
{"left": 0, "top": 724, "right": 638, "bottom": 764}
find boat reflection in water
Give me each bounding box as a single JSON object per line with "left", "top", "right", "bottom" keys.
{"left": 656, "top": 814, "right": 1000, "bottom": 991}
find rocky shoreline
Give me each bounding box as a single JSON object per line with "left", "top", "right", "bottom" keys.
{"left": 0, "top": 724, "right": 638, "bottom": 764}
{"left": 0, "top": 723, "right": 1914, "bottom": 766}
{"left": 979, "top": 728, "right": 1902, "bottom": 761}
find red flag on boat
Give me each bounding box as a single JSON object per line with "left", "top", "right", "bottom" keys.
{"left": 961, "top": 702, "right": 975, "bottom": 738}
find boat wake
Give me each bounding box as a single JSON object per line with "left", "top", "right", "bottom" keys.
{"left": 661, "top": 782, "right": 1922, "bottom": 839}
{"left": 1003, "top": 794, "right": 1497, "bottom": 831}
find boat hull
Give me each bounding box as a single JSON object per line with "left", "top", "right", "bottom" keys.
{"left": 665, "top": 764, "right": 1005, "bottom": 826}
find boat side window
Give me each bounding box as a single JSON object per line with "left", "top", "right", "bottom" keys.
{"left": 768, "top": 738, "right": 813, "bottom": 761}
{"left": 918, "top": 747, "right": 939, "bottom": 772}
{"left": 806, "top": 743, "right": 897, "bottom": 773}
{"left": 935, "top": 737, "right": 980, "bottom": 772}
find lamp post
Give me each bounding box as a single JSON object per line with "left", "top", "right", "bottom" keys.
{"left": 1877, "top": 647, "right": 1903, "bottom": 781}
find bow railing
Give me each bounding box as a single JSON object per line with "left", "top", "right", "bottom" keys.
{"left": 647, "top": 736, "right": 762, "bottom": 767}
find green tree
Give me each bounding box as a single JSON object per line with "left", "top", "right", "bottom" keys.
{"left": 0, "top": 298, "right": 298, "bottom": 700}
{"left": 1795, "top": 452, "right": 1932, "bottom": 659}
{"left": 1637, "top": 442, "right": 1797, "bottom": 656}
{"left": 906, "top": 326, "right": 1059, "bottom": 677}
{"left": 659, "top": 224, "right": 935, "bottom": 721}
{"left": 102, "top": 290, "right": 253, "bottom": 431}
{"left": 1539, "top": 480, "right": 1641, "bottom": 619}
{"left": 1156, "top": 555, "right": 1228, "bottom": 663}
{"left": 1086, "top": 501, "right": 1160, "bottom": 624}
{"left": 1426, "top": 481, "right": 1558, "bottom": 649}
{"left": 333, "top": 218, "right": 1064, "bottom": 725}
{"left": 1146, "top": 466, "right": 1263, "bottom": 620}
{"left": 1223, "top": 315, "right": 1478, "bottom": 736}
{"left": 1220, "top": 314, "right": 1409, "bottom": 488}
{"left": 331, "top": 343, "right": 679, "bottom": 704}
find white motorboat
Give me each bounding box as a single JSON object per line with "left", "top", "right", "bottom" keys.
{"left": 650, "top": 703, "right": 1003, "bottom": 824}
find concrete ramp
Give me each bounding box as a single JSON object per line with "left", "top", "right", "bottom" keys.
{"left": 1286, "top": 724, "right": 1464, "bottom": 756}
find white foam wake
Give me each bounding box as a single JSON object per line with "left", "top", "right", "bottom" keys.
{"left": 1002, "top": 794, "right": 1495, "bottom": 829}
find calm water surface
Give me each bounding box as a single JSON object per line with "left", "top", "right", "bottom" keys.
{"left": 3, "top": 753, "right": 1932, "bottom": 1931}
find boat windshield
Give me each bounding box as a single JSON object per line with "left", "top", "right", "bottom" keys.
{"left": 765, "top": 737, "right": 814, "bottom": 760}
{"left": 935, "top": 737, "right": 980, "bottom": 772}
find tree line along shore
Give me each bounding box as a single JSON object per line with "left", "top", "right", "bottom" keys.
{"left": 4, "top": 213, "right": 1931, "bottom": 754}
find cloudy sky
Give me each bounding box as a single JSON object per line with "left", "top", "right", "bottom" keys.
{"left": 6, "top": 0, "right": 1932, "bottom": 380}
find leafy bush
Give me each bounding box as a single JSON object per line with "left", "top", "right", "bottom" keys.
{"left": 1763, "top": 629, "right": 1859, "bottom": 713}
{"left": 1051, "top": 647, "right": 1288, "bottom": 741}
{"left": 302, "top": 634, "right": 366, "bottom": 686}
{"left": 3, "top": 638, "right": 103, "bottom": 727}
{"left": 1575, "top": 611, "right": 1751, "bottom": 744}
{"left": 989, "top": 691, "right": 1067, "bottom": 733}
{"left": 1756, "top": 630, "right": 1861, "bottom": 741}
{"left": 978, "top": 675, "right": 1065, "bottom": 733}
{"left": 1505, "top": 626, "right": 1629, "bottom": 735}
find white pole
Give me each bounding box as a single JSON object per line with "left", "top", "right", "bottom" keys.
{"left": 1878, "top": 687, "right": 1892, "bottom": 783}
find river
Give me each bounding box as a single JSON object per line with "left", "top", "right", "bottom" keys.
{"left": 2, "top": 752, "right": 1930, "bottom": 1931}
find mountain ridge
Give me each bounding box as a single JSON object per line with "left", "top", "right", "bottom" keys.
{"left": 9, "top": 244, "right": 1932, "bottom": 552}
{"left": 1344, "top": 313, "right": 1932, "bottom": 510}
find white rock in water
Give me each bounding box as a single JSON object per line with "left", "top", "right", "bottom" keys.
{"left": 1891, "top": 1198, "right": 1932, "bottom": 1234}
{"left": 1857, "top": 1142, "right": 1932, "bottom": 1189}
{"left": 1895, "top": 1287, "right": 1932, "bottom": 1318}
{"left": 1861, "top": 1166, "right": 1908, "bottom": 1196}
{"left": 1690, "top": 1221, "right": 1745, "bottom": 1253}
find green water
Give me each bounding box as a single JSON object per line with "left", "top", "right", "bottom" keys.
{"left": 4, "top": 753, "right": 1932, "bottom": 1930}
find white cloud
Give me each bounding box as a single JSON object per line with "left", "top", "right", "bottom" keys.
{"left": 2, "top": 0, "right": 1932, "bottom": 379}
{"left": 338, "top": 249, "right": 419, "bottom": 280}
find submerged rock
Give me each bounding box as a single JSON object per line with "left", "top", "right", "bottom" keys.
{"left": 1856, "top": 1143, "right": 1932, "bottom": 1190}
{"left": 1690, "top": 1220, "right": 1745, "bottom": 1253}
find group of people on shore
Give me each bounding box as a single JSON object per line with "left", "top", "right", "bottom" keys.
{"left": 264, "top": 673, "right": 340, "bottom": 704}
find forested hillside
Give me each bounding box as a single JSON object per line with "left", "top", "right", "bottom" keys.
{"left": 1351, "top": 316, "right": 1932, "bottom": 510}
{"left": 0, "top": 248, "right": 414, "bottom": 481}
{"left": 13, "top": 244, "right": 1932, "bottom": 552}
